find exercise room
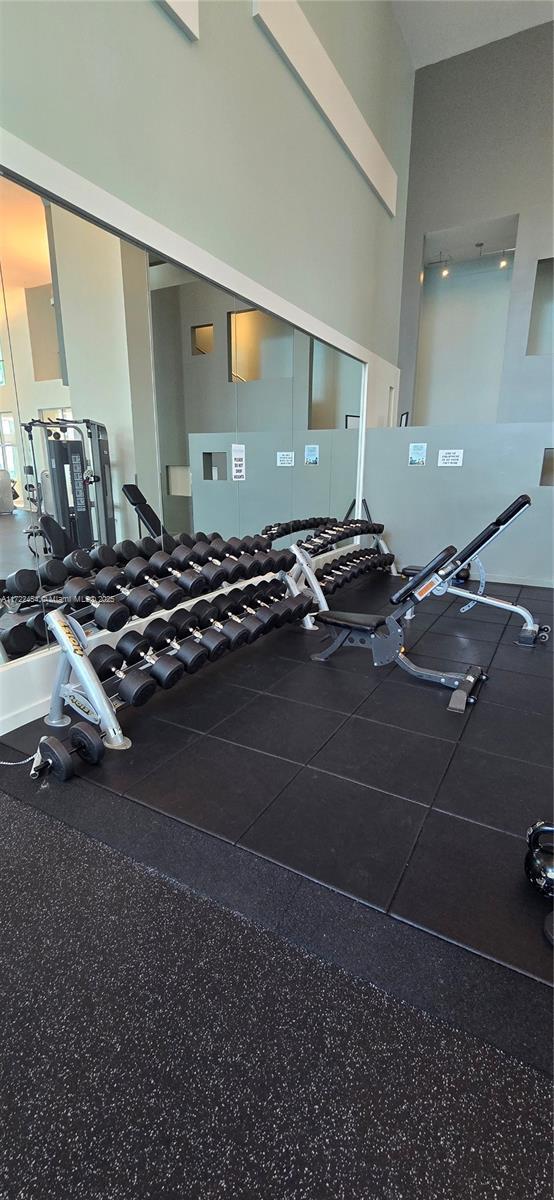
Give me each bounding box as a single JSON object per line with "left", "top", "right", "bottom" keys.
{"left": 0, "top": 3, "right": 552, "bottom": 1197}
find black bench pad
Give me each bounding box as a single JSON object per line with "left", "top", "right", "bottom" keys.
{"left": 315, "top": 611, "right": 387, "bottom": 633}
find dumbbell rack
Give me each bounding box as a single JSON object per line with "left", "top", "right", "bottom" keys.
{"left": 40, "top": 608, "right": 131, "bottom": 749}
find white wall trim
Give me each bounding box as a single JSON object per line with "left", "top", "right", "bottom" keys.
{"left": 253, "top": 0, "right": 397, "bottom": 215}
{"left": 156, "top": 0, "right": 199, "bottom": 41}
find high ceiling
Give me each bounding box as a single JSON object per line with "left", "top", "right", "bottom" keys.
{"left": 0, "top": 177, "right": 52, "bottom": 289}
{"left": 424, "top": 214, "right": 519, "bottom": 265}
{"left": 392, "top": 1, "right": 552, "bottom": 69}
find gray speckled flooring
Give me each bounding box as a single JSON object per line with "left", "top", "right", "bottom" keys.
{"left": 0, "top": 793, "right": 551, "bottom": 1200}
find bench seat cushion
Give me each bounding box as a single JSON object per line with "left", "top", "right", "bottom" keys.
{"left": 315, "top": 610, "right": 387, "bottom": 633}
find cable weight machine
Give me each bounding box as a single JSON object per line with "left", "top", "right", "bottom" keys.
{"left": 21, "top": 417, "right": 116, "bottom": 551}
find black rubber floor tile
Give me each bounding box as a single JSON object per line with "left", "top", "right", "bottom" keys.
{"left": 0, "top": 715, "right": 71, "bottom": 756}
{"left": 434, "top": 744, "right": 553, "bottom": 837}
{"left": 210, "top": 651, "right": 300, "bottom": 692}
{"left": 491, "top": 643, "right": 553, "bottom": 679}
{"left": 519, "top": 586, "right": 554, "bottom": 603}
{"left": 430, "top": 615, "right": 502, "bottom": 643}
{"left": 311, "top": 716, "right": 454, "bottom": 804}
{"left": 391, "top": 810, "right": 553, "bottom": 984}
{"left": 268, "top": 662, "right": 378, "bottom": 712}
{"left": 214, "top": 693, "right": 346, "bottom": 763}
{"left": 127, "top": 735, "right": 299, "bottom": 841}
{"left": 153, "top": 678, "right": 255, "bottom": 733}
{"left": 461, "top": 701, "right": 553, "bottom": 768}
{"left": 356, "top": 678, "right": 472, "bottom": 740}
{"left": 240, "top": 767, "right": 425, "bottom": 907}
{"left": 414, "top": 631, "right": 495, "bottom": 668}
{"left": 279, "top": 877, "right": 553, "bottom": 1074}
{"left": 480, "top": 668, "right": 553, "bottom": 717}
{"left": 463, "top": 582, "right": 521, "bottom": 601}
{"left": 315, "top": 644, "right": 395, "bottom": 680}
{"left": 74, "top": 718, "right": 199, "bottom": 793}
{"left": 446, "top": 597, "right": 510, "bottom": 624}
{"left": 4, "top": 795, "right": 550, "bottom": 1200}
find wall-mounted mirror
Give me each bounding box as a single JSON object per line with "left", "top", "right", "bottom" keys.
{"left": 0, "top": 173, "right": 365, "bottom": 669}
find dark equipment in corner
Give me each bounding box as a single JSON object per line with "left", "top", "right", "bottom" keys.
{"left": 22, "top": 418, "right": 116, "bottom": 549}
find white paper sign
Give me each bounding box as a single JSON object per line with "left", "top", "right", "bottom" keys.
{"left": 276, "top": 451, "right": 295, "bottom": 467}
{"left": 438, "top": 448, "right": 464, "bottom": 467}
{"left": 231, "top": 443, "right": 246, "bottom": 481}
{"left": 304, "top": 444, "right": 319, "bottom": 466}
{"left": 408, "top": 442, "right": 427, "bottom": 466}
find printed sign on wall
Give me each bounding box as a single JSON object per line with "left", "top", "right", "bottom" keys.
{"left": 231, "top": 443, "right": 246, "bottom": 481}
{"left": 438, "top": 449, "right": 464, "bottom": 467}
{"left": 304, "top": 444, "right": 319, "bottom": 466}
{"left": 408, "top": 442, "right": 427, "bottom": 466}
{"left": 276, "top": 451, "right": 295, "bottom": 467}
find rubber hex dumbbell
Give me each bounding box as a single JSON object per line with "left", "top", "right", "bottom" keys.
{"left": 208, "top": 538, "right": 260, "bottom": 579}
{"left": 149, "top": 545, "right": 221, "bottom": 593}
{"left": 116, "top": 629, "right": 184, "bottom": 690}
{"left": 62, "top": 576, "right": 131, "bottom": 631}
{"left": 89, "top": 544, "right": 118, "bottom": 570}
{"left": 190, "top": 599, "right": 249, "bottom": 651}
{"left": 87, "top": 566, "right": 157, "bottom": 620}
{"left": 141, "top": 616, "right": 207, "bottom": 675}
{"left": 166, "top": 607, "right": 228, "bottom": 662}
{"left": 152, "top": 544, "right": 227, "bottom": 590}
{"left": 88, "top": 644, "right": 157, "bottom": 706}
{"left": 3, "top": 568, "right": 40, "bottom": 600}
{"left": 243, "top": 582, "right": 292, "bottom": 627}
{"left": 211, "top": 593, "right": 264, "bottom": 643}
{"left": 0, "top": 615, "right": 36, "bottom": 658}
{"left": 222, "top": 586, "right": 279, "bottom": 633}
{"left": 119, "top": 558, "right": 183, "bottom": 611}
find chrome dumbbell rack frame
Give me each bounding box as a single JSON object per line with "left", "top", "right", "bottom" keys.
{"left": 42, "top": 608, "right": 131, "bottom": 749}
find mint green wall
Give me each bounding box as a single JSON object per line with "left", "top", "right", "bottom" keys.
{"left": 0, "top": 0, "right": 413, "bottom": 364}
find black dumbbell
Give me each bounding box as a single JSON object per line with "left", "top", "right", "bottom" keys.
{"left": 137, "top": 536, "right": 159, "bottom": 558}
{"left": 256, "top": 580, "right": 296, "bottom": 624}
{"left": 167, "top": 607, "right": 228, "bottom": 661}
{"left": 37, "top": 559, "right": 69, "bottom": 589}
{"left": 241, "top": 582, "right": 292, "bottom": 627}
{"left": 63, "top": 575, "right": 133, "bottom": 630}
{"left": 116, "top": 629, "right": 184, "bottom": 689}
{"left": 89, "top": 544, "right": 118, "bottom": 570}
{"left": 239, "top": 534, "right": 272, "bottom": 553}
{"left": 88, "top": 644, "right": 158, "bottom": 706}
{"left": 208, "top": 538, "right": 260, "bottom": 579}
{"left": 190, "top": 599, "right": 249, "bottom": 650}
{"left": 151, "top": 544, "right": 227, "bottom": 590}
{"left": 141, "top": 615, "right": 208, "bottom": 674}
{"left": 146, "top": 550, "right": 210, "bottom": 599}
{"left": 93, "top": 565, "right": 160, "bottom": 618}
{"left": 0, "top": 615, "right": 36, "bottom": 658}
{"left": 113, "top": 540, "right": 141, "bottom": 563}
{"left": 222, "top": 586, "right": 280, "bottom": 632}
{"left": 3, "top": 568, "right": 40, "bottom": 599}
{"left": 211, "top": 593, "right": 264, "bottom": 643}
{"left": 35, "top": 721, "right": 106, "bottom": 782}
{"left": 63, "top": 549, "right": 94, "bottom": 577}
{"left": 122, "top": 557, "right": 184, "bottom": 610}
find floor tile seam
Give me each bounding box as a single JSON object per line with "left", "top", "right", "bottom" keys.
{"left": 304, "top": 763, "right": 432, "bottom": 810}
{"left": 387, "top": 911, "right": 554, "bottom": 990}
{"left": 460, "top": 732, "right": 553, "bottom": 769}
{"left": 385, "top": 740, "right": 457, "bottom": 913}
{"left": 349, "top": 710, "right": 469, "bottom": 747}
{"left": 452, "top": 737, "right": 554, "bottom": 774}
{"left": 231, "top": 759, "right": 308, "bottom": 846}
{"left": 232, "top": 842, "right": 389, "bottom": 915}
{"left": 430, "top": 800, "right": 534, "bottom": 841}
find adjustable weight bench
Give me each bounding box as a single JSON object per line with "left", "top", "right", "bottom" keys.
{"left": 312, "top": 545, "right": 488, "bottom": 714}
{"left": 401, "top": 495, "right": 550, "bottom": 647}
